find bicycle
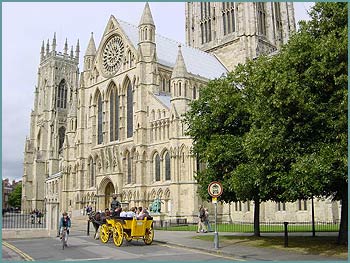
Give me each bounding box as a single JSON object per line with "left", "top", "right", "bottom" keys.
{"left": 61, "top": 227, "right": 69, "bottom": 250}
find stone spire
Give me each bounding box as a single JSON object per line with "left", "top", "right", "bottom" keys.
{"left": 171, "top": 45, "right": 188, "bottom": 79}
{"left": 64, "top": 38, "right": 68, "bottom": 55}
{"left": 75, "top": 39, "right": 80, "bottom": 60}
{"left": 40, "top": 40, "right": 45, "bottom": 61}
{"left": 70, "top": 45, "right": 74, "bottom": 58}
{"left": 46, "top": 39, "right": 50, "bottom": 55}
{"left": 139, "top": 2, "right": 155, "bottom": 26}
{"left": 85, "top": 32, "right": 96, "bottom": 57}
{"left": 52, "top": 32, "right": 57, "bottom": 52}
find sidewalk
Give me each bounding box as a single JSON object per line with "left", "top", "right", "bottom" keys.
{"left": 72, "top": 216, "right": 345, "bottom": 261}
{"left": 154, "top": 230, "right": 345, "bottom": 261}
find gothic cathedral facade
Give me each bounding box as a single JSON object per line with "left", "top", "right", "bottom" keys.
{"left": 22, "top": 2, "right": 341, "bottom": 225}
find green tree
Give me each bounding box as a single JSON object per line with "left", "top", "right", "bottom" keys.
{"left": 278, "top": 2, "right": 347, "bottom": 245}
{"left": 238, "top": 2, "right": 347, "bottom": 244}
{"left": 8, "top": 183, "right": 22, "bottom": 209}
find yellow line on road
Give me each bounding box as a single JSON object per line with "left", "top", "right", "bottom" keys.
{"left": 158, "top": 243, "right": 246, "bottom": 261}
{"left": 3, "top": 241, "right": 35, "bottom": 261}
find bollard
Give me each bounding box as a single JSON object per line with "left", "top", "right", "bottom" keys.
{"left": 284, "top": 222, "right": 289, "bottom": 247}
{"left": 87, "top": 220, "right": 90, "bottom": 236}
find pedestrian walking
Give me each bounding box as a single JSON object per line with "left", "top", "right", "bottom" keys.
{"left": 204, "top": 208, "right": 213, "bottom": 232}
{"left": 197, "top": 205, "right": 207, "bottom": 233}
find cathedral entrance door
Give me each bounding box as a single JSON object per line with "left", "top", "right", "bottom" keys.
{"left": 105, "top": 182, "right": 115, "bottom": 210}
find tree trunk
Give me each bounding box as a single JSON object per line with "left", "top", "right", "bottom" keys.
{"left": 337, "top": 189, "right": 348, "bottom": 245}
{"left": 253, "top": 198, "right": 260, "bottom": 237}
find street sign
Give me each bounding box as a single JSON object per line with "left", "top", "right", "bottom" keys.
{"left": 208, "top": 181, "right": 223, "bottom": 198}
{"left": 208, "top": 181, "right": 223, "bottom": 250}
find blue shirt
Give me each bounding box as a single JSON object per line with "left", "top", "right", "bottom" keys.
{"left": 59, "top": 217, "right": 71, "bottom": 228}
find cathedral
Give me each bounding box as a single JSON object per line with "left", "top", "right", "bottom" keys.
{"left": 22, "top": 2, "right": 340, "bottom": 229}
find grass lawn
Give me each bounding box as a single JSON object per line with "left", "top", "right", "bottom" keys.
{"left": 193, "top": 235, "right": 348, "bottom": 259}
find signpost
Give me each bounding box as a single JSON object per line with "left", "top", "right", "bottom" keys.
{"left": 208, "top": 181, "right": 223, "bottom": 249}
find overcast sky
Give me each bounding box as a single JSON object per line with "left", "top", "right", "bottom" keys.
{"left": 2, "top": 2, "right": 314, "bottom": 182}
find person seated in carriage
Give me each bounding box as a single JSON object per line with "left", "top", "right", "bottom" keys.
{"left": 126, "top": 207, "right": 137, "bottom": 218}
{"left": 119, "top": 207, "right": 128, "bottom": 217}
{"left": 137, "top": 207, "right": 143, "bottom": 216}
{"left": 105, "top": 208, "right": 111, "bottom": 217}
{"left": 137, "top": 208, "right": 151, "bottom": 220}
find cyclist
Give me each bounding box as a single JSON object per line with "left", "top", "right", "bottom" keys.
{"left": 59, "top": 212, "right": 71, "bottom": 243}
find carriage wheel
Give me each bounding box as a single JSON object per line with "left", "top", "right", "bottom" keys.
{"left": 143, "top": 227, "right": 154, "bottom": 245}
{"left": 99, "top": 224, "right": 110, "bottom": 243}
{"left": 112, "top": 222, "right": 124, "bottom": 247}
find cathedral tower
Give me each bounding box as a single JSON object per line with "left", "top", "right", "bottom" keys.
{"left": 136, "top": 2, "right": 158, "bottom": 145}
{"left": 170, "top": 45, "right": 190, "bottom": 117}
{"left": 22, "top": 35, "right": 79, "bottom": 211}
{"left": 185, "top": 2, "right": 296, "bottom": 71}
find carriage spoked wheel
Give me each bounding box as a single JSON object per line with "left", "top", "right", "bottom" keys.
{"left": 99, "top": 224, "right": 110, "bottom": 243}
{"left": 143, "top": 227, "right": 154, "bottom": 245}
{"left": 112, "top": 222, "right": 124, "bottom": 247}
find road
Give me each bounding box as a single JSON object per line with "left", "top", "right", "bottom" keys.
{"left": 4, "top": 230, "right": 240, "bottom": 261}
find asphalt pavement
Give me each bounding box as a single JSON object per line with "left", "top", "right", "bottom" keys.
{"left": 2, "top": 216, "right": 346, "bottom": 262}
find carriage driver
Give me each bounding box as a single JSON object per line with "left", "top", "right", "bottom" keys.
{"left": 111, "top": 194, "right": 121, "bottom": 213}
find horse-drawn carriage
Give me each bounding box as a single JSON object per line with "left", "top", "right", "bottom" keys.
{"left": 89, "top": 212, "right": 154, "bottom": 247}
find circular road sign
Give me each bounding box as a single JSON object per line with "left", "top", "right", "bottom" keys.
{"left": 208, "top": 181, "right": 223, "bottom": 198}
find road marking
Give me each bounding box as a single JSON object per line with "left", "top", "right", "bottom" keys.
{"left": 157, "top": 243, "right": 246, "bottom": 261}
{"left": 61, "top": 257, "right": 111, "bottom": 261}
{"left": 3, "top": 241, "right": 35, "bottom": 261}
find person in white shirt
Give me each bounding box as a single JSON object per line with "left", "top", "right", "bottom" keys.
{"left": 119, "top": 208, "right": 127, "bottom": 217}
{"left": 126, "top": 207, "right": 137, "bottom": 218}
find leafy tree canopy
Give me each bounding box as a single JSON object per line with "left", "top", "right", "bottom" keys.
{"left": 8, "top": 182, "right": 22, "bottom": 209}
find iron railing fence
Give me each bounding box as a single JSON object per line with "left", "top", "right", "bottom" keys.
{"left": 153, "top": 220, "right": 340, "bottom": 233}
{"left": 2, "top": 210, "right": 47, "bottom": 229}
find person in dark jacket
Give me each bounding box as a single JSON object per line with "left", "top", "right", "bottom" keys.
{"left": 110, "top": 194, "right": 121, "bottom": 212}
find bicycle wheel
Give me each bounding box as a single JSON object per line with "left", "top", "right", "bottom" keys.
{"left": 62, "top": 232, "right": 65, "bottom": 250}
{"left": 62, "top": 230, "right": 67, "bottom": 250}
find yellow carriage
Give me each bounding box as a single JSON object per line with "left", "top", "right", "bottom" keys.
{"left": 99, "top": 217, "right": 154, "bottom": 247}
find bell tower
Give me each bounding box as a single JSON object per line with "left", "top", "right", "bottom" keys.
{"left": 185, "top": 2, "right": 296, "bottom": 71}
{"left": 22, "top": 34, "right": 80, "bottom": 211}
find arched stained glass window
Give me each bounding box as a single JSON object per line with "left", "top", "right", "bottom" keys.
{"left": 257, "top": 2, "right": 267, "bottom": 36}
{"left": 222, "top": 2, "right": 236, "bottom": 35}
{"left": 126, "top": 81, "right": 133, "bottom": 138}
{"left": 274, "top": 2, "right": 283, "bottom": 42}
{"left": 97, "top": 93, "right": 103, "bottom": 144}
{"left": 109, "top": 86, "right": 119, "bottom": 142}
{"left": 155, "top": 154, "right": 160, "bottom": 181}
{"left": 165, "top": 152, "right": 171, "bottom": 180}
{"left": 200, "top": 2, "right": 212, "bottom": 44}
{"left": 56, "top": 79, "right": 68, "bottom": 109}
